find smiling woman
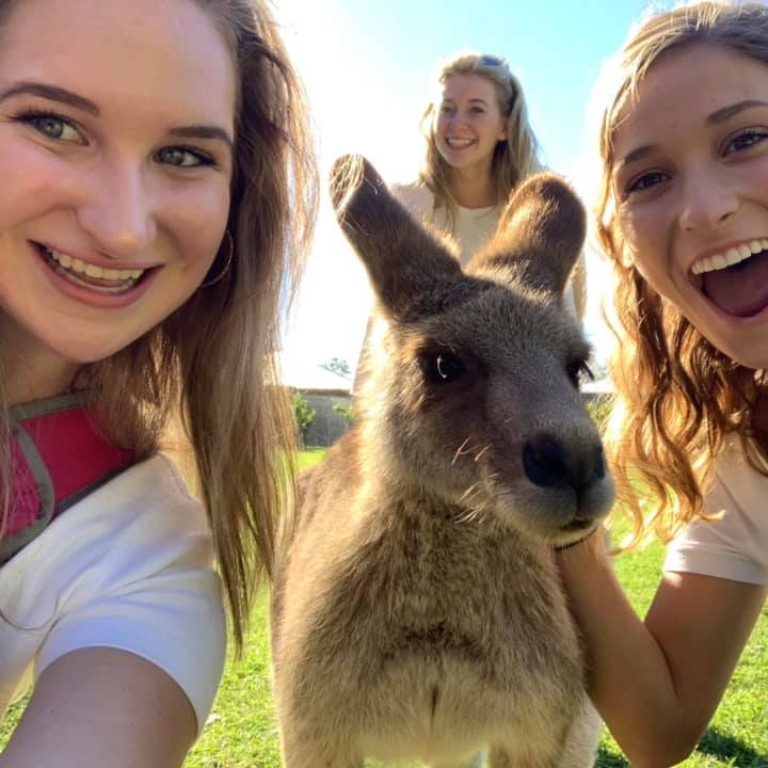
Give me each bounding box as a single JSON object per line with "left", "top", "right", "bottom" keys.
{"left": 0, "top": 0, "right": 316, "bottom": 766}
{"left": 0, "top": 0, "right": 235, "bottom": 383}
{"left": 556, "top": 3, "right": 768, "bottom": 766}
{"left": 391, "top": 52, "right": 587, "bottom": 316}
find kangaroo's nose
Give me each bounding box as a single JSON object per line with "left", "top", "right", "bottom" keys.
{"left": 523, "top": 432, "right": 605, "bottom": 490}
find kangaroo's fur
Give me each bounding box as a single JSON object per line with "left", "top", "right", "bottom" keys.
{"left": 271, "top": 156, "right": 614, "bottom": 768}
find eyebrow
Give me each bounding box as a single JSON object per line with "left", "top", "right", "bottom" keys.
{"left": 707, "top": 98, "right": 768, "bottom": 124}
{"left": 1, "top": 80, "right": 234, "bottom": 150}
{"left": 615, "top": 99, "right": 768, "bottom": 171}
{"left": 0, "top": 81, "right": 99, "bottom": 115}
{"left": 440, "top": 98, "right": 489, "bottom": 106}
{"left": 170, "top": 125, "right": 234, "bottom": 150}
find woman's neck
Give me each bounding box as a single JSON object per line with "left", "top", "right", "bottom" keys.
{"left": 0, "top": 320, "right": 79, "bottom": 406}
{"left": 448, "top": 164, "right": 497, "bottom": 209}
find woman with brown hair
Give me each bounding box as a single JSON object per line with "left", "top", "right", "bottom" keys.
{"left": 558, "top": 3, "right": 768, "bottom": 764}
{"left": 0, "top": 0, "right": 316, "bottom": 764}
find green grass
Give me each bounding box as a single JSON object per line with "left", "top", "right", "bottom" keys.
{"left": 295, "top": 446, "right": 326, "bottom": 470}
{"left": 2, "top": 448, "right": 767, "bottom": 767}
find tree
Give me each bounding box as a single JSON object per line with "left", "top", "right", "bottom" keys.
{"left": 292, "top": 393, "right": 316, "bottom": 448}
{"left": 332, "top": 403, "right": 355, "bottom": 426}
{"left": 320, "top": 357, "right": 351, "bottom": 378}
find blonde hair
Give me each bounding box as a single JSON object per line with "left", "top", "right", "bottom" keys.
{"left": 418, "top": 52, "right": 543, "bottom": 229}
{"left": 594, "top": 1, "right": 768, "bottom": 545}
{"left": 0, "top": 0, "right": 318, "bottom": 649}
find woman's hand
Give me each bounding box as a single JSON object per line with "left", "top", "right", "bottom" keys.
{"left": 557, "top": 534, "right": 766, "bottom": 767}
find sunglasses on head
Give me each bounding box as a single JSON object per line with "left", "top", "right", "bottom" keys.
{"left": 479, "top": 54, "right": 509, "bottom": 70}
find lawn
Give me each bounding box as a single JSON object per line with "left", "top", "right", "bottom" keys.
{"left": 2, "top": 447, "right": 766, "bottom": 767}
{"left": 189, "top": 447, "right": 768, "bottom": 768}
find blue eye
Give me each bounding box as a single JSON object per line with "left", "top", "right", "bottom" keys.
{"left": 155, "top": 146, "right": 214, "bottom": 168}
{"left": 16, "top": 110, "right": 82, "bottom": 143}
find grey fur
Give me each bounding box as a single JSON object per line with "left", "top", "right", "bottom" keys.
{"left": 271, "top": 156, "right": 614, "bottom": 768}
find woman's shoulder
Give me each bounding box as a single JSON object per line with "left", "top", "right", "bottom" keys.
{"left": 0, "top": 453, "right": 225, "bottom": 737}
{"left": 713, "top": 438, "right": 768, "bottom": 517}
{"left": 3, "top": 454, "right": 212, "bottom": 584}
{"left": 390, "top": 180, "right": 434, "bottom": 217}
{"left": 664, "top": 438, "right": 768, "bottom": 585}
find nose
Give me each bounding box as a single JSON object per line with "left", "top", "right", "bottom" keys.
{"left": 76, "top": 160, "right": 157, "bottom": 258}
{"left": 678, "top": 167, "right": 738, "bottom": 233}
{"left": 522, "top": 432, "right": 606, "bottom": 492}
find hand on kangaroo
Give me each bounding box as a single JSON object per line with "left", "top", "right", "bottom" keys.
{"left": 270, "top": 155, "right": 614, "bottom": 768}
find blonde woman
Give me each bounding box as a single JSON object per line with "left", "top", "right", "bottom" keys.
{"left": 0, "top": 0, "right": 315, "bottom": 765}
{"left": 354, "top": 53, "right": 585, "bottom": 394}
{"left": 395, "top": 52, "right": 586, "bottom": 318}
{"left": 558, "top": 2, "right": 768, "bottom": 765}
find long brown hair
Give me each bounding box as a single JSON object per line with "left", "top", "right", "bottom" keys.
{"left": 594, "top": 1, "right": 768, "bottom": 545}
{"left": 0, "top": 0, "right": 318, "bottom": 649}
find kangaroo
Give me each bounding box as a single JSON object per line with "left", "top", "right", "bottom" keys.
{"left": 270, "top": 155, "right": 614, "bottom": 768}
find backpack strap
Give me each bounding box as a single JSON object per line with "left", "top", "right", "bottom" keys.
{"left": 0, "top": 393, "right": 136, "bottom": 565}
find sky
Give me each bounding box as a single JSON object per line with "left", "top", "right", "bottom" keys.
{"left": 275, "top": 0, "right": 656, "bottom": 387}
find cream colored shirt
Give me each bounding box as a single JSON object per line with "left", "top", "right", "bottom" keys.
{"left": 392, "top": 182, "right": 500, "bottom": 267}
{"left": 391, "top": 181, "right": 583, "bottom": 320}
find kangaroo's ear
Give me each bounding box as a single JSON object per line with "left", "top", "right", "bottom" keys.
{"left": 331, "top": 154, "right": 463, "bottom": 322}
{"left": 469, "top": 173, "right": 586, "bottom": 303}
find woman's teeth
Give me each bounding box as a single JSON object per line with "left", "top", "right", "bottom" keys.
{"left": 446, "top": 137, "right": 474, "bottom": 148}
{"left": 44, "top": 247, "right": 145, "bottom": 293}
{"left": 692, "top": 239, "right": 768, "bottom": 275}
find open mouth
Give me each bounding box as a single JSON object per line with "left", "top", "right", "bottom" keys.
{"left": 446, "top": 137, "right": 475, "bottom": 149}
{"left": 693, "top": 239, "right": 768, "bottom": 318}
{"left": 39, "top": 245, "right": 149, "bottom": 295}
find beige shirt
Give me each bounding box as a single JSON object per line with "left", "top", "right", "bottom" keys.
{"left": 391, "top": 181, "right": 584, "bottom": 320}
{"left": 392, "top": 182, "right": 500, "bottom": 267}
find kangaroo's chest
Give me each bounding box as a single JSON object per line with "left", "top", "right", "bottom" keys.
{"left": 287, "top": 511, "right": 584, "bottom": 741}
{"left": 311, "top": 512, "right": 575, "bottom": 678}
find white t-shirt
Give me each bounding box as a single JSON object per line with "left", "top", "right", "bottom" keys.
{"left": 391, "top": 181, "right": 582, "bottom": 319}
{"left": 0, "top": 454, "right": 226, "bottom": 734}
{"left": 665, "top": 440, "right": 768, "bottom": 585}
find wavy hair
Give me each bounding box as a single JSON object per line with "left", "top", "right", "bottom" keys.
{"left": 418, "top": 52, "right": 543, "bottom": 229}
{"left": 0, "top": 0, "right": 318, "bottom": 649}
{"left": 594, "top": 1, "right": 768, "bottom": 545}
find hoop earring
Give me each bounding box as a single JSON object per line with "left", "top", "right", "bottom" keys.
{"left": 202, "top": 231, "right": 234, "bottom": 288}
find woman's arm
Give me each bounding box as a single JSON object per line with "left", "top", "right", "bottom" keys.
{"left": 558, "top": 534, "right": 766, "bottom": 767}
{"left": 0, "top": 648, "right": 197, "bottom": 768}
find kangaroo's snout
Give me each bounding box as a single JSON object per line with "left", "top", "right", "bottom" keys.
{"left": 523, "top": 433, "right": 606, "bottom": 491}
{"left": 522, "top": 432, "right": 610, "bottom": 532}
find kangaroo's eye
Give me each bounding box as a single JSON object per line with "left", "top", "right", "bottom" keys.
{"left": 566, "top": 359, "right": 594, "bottom": 389}
{"left": 423, "top": 351, "right": 466, "bottom": 384}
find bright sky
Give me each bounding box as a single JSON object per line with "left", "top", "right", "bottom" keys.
{"left": 276, "top": 0, "right": 654, "bottom": 385}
